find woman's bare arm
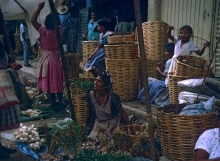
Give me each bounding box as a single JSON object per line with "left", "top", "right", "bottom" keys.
{"left": 195, "top": 149, "right": 220, "bottom": 161}
{"left": 31, "top": 2, "right": 45, "bottom": 31}
{"left": 119, "top": 106, "right": 131, "bottom": 125}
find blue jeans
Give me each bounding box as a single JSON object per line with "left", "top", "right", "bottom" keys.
{"left": 21, "top": 41, "right": 30, "bottom": 65}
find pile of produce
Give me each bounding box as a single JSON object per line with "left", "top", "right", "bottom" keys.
{"left": 26, "top": 86, "right": 49, "bottom": 105}
{"left": 14, "top": 124, "right": 45, "bottom": 151}
{"left": 21, "top": 109, "right": 42, "bottom": 117}
{"left": 71, "top": 79, "right": 94, "bottom": 92}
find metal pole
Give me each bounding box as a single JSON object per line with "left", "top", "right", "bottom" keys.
{"left": 133, "top": 0, "right": 158, "bottom": 160}
{"left": 48, "top": 0, "right": 75, "bottom": 120}
{"left": 0, "top": 7, "right": 15, "bottom": 63}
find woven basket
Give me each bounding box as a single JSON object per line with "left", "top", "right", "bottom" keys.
{"left": 106, "top": 58, "right": 140, "bottom": 101}
{"left": 64, "top": 53, "right": 79, "bottom": 79}
{"left": 105, "top": 43, "right": 139, "bottom": 59}
{"left": 108, "top": 34, "right": 136, "bottom": 44}
{"left": 70, "top": 78, "right": 94, "bottom": 125}
{"left": 156, "top": 105, "right": 218, "bottom": 161}
{"left": 119, "top": 124, "right": 148, "bottom": 151}
{"left": 141, "top": 21, "right": 168, "bottom": 61}
{"left": 14, "top": 33, "right": 22, "bottom": 53}
{"left": 173, "top": 55, "right": 212, "bottom": 78}
{"left": 82, "top": 41, "right": 99, "bottom": 78}
{"left": 169, "top": 75, "right": 189, "bottom": 104}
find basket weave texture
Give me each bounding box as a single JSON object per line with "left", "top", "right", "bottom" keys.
{"left": 14, "top": 33, "right": 23, "bottom": 53}
{"left": 173, "top": 55, "right": 211, "bottom": 78}
{"left": 70, "top": 78, "right": 94, "bottom": 125}
{"left": 64, "top": 53, "right": 79, "bottom": 79}
{"left": 119, "top": 124, "right": 148, "bottom": 151}
{"left": 106, "top": 58, "right": 140, "bottom": 101}
{"left": 168, "top": 75, "right": 189, "bottom": 104}
{"left": 108, "top": 34, "right": 136, "bottom": 44}
{"left": 82, "top": 41, "right": 99, "bottom": 78}
{"left": 141, "top": 21, "right": 168, "bottom": 61}
{"left": 156, "top": 105, "right": 218, "bottom": 161}
{"left": 105, "top": 44, "right": 139, "bottom": 59}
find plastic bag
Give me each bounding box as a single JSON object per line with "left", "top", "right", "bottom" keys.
{"left": 179, "top": 96, "right": 215, "bottom": 115}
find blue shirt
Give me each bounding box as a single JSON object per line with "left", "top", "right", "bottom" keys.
{"left": 87, "top": 19, "right": 99, "bottom": 41}
{"left": 59, "top": 12, "right": 70, "bottom": 42}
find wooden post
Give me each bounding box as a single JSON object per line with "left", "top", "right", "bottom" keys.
{"left": 0, "top": 7, "right": 15, "bottom": 63}
{"left": 133, "top": 0, "right": 158, "bottom": 160}
{"left": 48, "top": 0, "right": 75, "bottom": 120}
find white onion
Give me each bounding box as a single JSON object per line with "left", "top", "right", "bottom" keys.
{"left": 24, "top": 138, "right": 28, "bottom": 142}
{"left": 33, "top": 128, "right": 37, "bottom": 131}
{"left": 35, "top": 142, "right": 40, "bottom": 145}
{"left": 35, "top": 137, "right": 40, "bottom": 141}
{"left": 31, "top": 138, "right": 35, "bottom": 142}
{"left": 20, "top": 123, "right": 23, "bottom": 127}
{"left": 20, "top": 138, "right": 24, "bottom": 142}
{"left": 29, "top": 135, "right": 32, "bottom": 139}
{"left": 40, "top": 138, "right": 45, "bottom": 144}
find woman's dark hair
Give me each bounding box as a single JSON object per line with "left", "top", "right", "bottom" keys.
{"left": 179, "top": 25, "right": 193, "bottom": 38}
{"left": 97, "top": 19, "right": 110, "bottom": 31}
{"left": 98, "top": 71, "right": 112, "bottom": 90}
{"left": 45, "top": 14, "right": 55, "bottom": 30}
{"left": 165, "top": 42, "right": 175, "bottom": 56}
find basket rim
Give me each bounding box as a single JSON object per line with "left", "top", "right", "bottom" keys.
{"left": 82, "top": 41, "right": 99, "bottom": 43}
{"left": 104, "top": 43, "right": 138, "bottom": 47}
{"left": 175, "top": 57, "right": 208, "bottom": 69}
{"left": 156, "top": 107, "right": 217, "bottom": 117}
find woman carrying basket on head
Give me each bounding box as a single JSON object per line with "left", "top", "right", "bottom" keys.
{"left": 84, "top": 20, "right": 113, "bottom": 77}
{"left": 165, "top": 25, "right": 210, "bottom": 85}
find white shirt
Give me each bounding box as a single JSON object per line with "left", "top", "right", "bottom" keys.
{"left": 100, "top": 31, "right": 113, "bottom": 39}
{"left": 20, "top": 24, "right": 29, "bottom": 41}
{"left": 165, "top": 37, "right": 199, "bottom": 85}
{"left": 194, "top": 128, "right": 220, "bottom": 159}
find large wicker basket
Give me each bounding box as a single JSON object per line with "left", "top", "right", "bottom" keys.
{"left": 141, "top": 21, "right": 168, "bottom": 61}
{"left": 119, "top": 124, "right": 148, "bottom": 151}
{"left": 106, "top": 58, "right": 140, "bottom": 101}
{"left": 64, "top": 53, "right": 79, "bottom": 79}
{"left": 108, "top": 34, "right": 136, "bottom": 45}
{"left": 156, "top": 105, "right": 218, "bottom": 161}
{"left": 168, "top": 75, "right": 189, "bottom": 104}
{"left": 105, "top": 43, "right": 139, "bottom": 59}
{"left": 82, "top": 41, "right": 99, "bottom": 78}
{"left": 70, "top": 78, "right": 94, "bottom": 125}
{"left": 14, "top": 33, "right": 22, "bottom": 54}
{"left": 173, "top": 55, "right": 212, "bottom": 78}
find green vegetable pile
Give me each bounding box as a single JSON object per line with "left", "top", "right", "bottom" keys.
{"left": 71, "top": 79, "right": 94, "bottom": 92}
{"left": 72, "top": 149, "right": 129, "bottom": 161}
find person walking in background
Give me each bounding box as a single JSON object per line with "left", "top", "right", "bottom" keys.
{"left": 31, "top": 2, "right": 65, "bottom": 110}
{"left": 58, "top": 5, "right": 70, "bottom": 46}
{"left": 84, "top": 11, "right": 100, "bottom": 41}
{"left": 67, "top": 0, "right": 80, "bottom": 53}
{"left": 20, "top": 20, "right": 30, "bottom": 67}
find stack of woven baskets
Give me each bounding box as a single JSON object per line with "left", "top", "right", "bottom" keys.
{"left": 82, "top": 41, "right": 99, "bottom": 78}
{"left": 105, "top": 35, "right": 140, "bottom": 101}
{"left": 140, "top": 21, "right": 168, "bottom": 80}
{"left": 169, "top": 55, "right": 211, "bottom": 104}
